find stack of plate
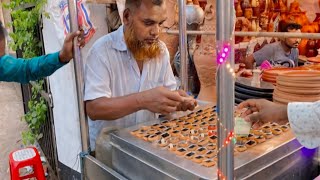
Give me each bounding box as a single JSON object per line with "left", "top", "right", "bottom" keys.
{"left": 273, "top": 70, "right": 320, "bottom": 104}
{"left": 235, "top": 77, "right": 274, "bottom": 104}
{"left": 261, "top": 67, "right": 308, "bottom": 84}
{"left": 307, "top": 57, "right": 320, "bottom": 64}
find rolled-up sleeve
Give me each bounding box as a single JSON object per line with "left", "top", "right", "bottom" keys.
{"left": 84, "top": 48, "right": 112, "bottom": 101}
{"left": 288, "top": 101, "right": 320, "bottom": 149}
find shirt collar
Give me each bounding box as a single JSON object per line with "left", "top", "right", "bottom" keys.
{"left": 111, "top": 25, "right": 128, "bottom": 51}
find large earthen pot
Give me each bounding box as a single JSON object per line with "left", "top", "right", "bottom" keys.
{"left": 193, "top": 49, "right": 217, "bottom": 102}
{"left": 193, "top": 0, "right": 217, "bottom": 103}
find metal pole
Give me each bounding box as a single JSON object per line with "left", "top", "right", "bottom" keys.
{"left": 178, "top": 0, "right": 188, "bottom": 91}
{"left": 164, "top": 30, "right": 320, "bottom": 39}
{"left": 216, "top": 0, "right": 234, "bottom": 179}
{"left": 235, "top": 31, "right": 320, "bottom": 39}
{"left": 67, "top": 0, "right": 90, "bottom": 152}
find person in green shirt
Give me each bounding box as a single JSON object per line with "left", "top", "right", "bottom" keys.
{"left": 0, "top": 22, "right": 85, "bottom": 83}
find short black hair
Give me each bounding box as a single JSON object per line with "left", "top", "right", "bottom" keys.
{"left": 278, "top": 20, "right": 302, "bottom": 32}
{"left": 125, "top": 0, "right": 164, "bottom": 9}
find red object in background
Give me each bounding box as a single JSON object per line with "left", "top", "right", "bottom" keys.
{"left": 254, "top": 43, "right": 261, "bottom": 52}
{"left": 306, "top": 40, "right": 317, "bottom": 57}
{"left": 316, "top": 40, "right": 320, "bottom": 50}
{"left": 9, "top": 147, "right": 45, "bottom": 180}
{"left": 198, "top": 0, "right": 207, "bottom": 9}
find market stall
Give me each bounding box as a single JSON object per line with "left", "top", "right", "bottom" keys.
{"left": 64, "top": 0, "right": 320, "bottom": 179}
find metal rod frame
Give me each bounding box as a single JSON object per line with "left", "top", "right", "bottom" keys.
{"left": 67, "top": 0, "right": 90, "bottom": 157}
{"left": 178, "top": 0, "right": 188, "bottom": 91}
{"left": 164, "top": 30, "right": 320, "bottom": 40}
{"left": 216, "top": 0, "right": 234, "bottom": 179}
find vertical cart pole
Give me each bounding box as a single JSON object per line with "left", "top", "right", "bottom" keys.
{"left": 178, "top": 0, "right": 188, "bottom": 91}
{"left": 216, "top": 0, "right": 235, "bottom": 179}
{"left": 67, "top": 0, "right": 90, "bottom": 152}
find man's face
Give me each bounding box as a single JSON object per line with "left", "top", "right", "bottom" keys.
{"left": 284, "top": 29, "right": 301, "bottom": 48}
{"left": 123, "top": 0, "right": 167, "bottom": 61}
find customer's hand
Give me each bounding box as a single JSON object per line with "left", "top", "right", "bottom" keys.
{"left": 138, "top": 87, "right": 184, "bottom": 115}
{"left": 59, "top": 29, "right": 85, "bottom": 63}
{"left": 237, "top": 99, "right": 288, "bottom": 129}
{"left": 175, "top": 89, "right": 197, "bottom": 111}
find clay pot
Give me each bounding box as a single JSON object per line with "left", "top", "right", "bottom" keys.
{"left": 279, "top": 0, "right": 287, "bottom": 13}
{"left": 300, "top": 12, "right": 310, "bottom": 26}
{"left": 242, "top": 0, "right": 251, "bottom": 9}
{"left": 244, "top": 8, "right": 253, "bottom": 19}
{"left": 298, "top": 39, "right": 308, "bottom": 56}
{"left": 269, "top": 0, "right": 275, "bottom": 11}
{"left": 236, "top": 1, "right": 243, "bottom": 17}
{"left": 193, "top": 0, "right": 217, "bottom": 103}
{"left": 192, "top": 0, "right": 200, "bottom": 5}
{"left": 186, "top": 1, "right": 205, "bottom": 25}
{"left": 193, "top": 47, "right": 217, "bottom": 102}
{"left": 259, "top": 0, "right": 266, "bottom": 14}
{"left": 306, "top": 49, "right": 316, "bottom": 58}
{"left": 286, "top": 12, "right": 308, "bottom": 26}
{"left": 306, "top": 40, "right": 317, "bottom": 57}
{"left": 289, "top": 0, "right": 301, "bottom": 13}
{"left": 253, "top": 7, "right": 260, "bottom": 17}
{"left": 307, "top": 39, "right": 316, "bottom": 49}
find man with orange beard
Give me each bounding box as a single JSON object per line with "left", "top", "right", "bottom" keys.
{"left": 84, "top": 0, "right": 196, "bottom": 151}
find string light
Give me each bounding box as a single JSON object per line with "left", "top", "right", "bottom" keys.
{"left": 204, "top": 109, "right": 235, "bottom": 179}
{"left": 217, "top": 41, "right": 231, "bottom": 64}
{"left": 216, "top": 41, "right": 237, "bottom": 81}
{"left": 232, "top": 72, "right": 236, "bottom": 77}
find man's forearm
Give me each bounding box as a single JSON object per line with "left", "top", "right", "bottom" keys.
{"left": 0, "top": 52, "right": 66, "bottom": 83}
{"left": 85, "top": 93, "right": 144, "bottom": 120}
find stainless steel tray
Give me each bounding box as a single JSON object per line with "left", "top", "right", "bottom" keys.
{"left": 110, "top": 118, "right": 317, "bottom": 180}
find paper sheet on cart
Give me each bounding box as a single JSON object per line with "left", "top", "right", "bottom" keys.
{"left": 235, "top": 117, "right": 252, "bottom": 137}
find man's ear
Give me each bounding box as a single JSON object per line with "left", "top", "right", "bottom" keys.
{"left": 123, "top": 9, "right": 131, "bottom": 26}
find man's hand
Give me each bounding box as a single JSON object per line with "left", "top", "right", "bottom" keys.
{"left": 237, "top": 99, "right": 288, "bottom": 129}
{"left": 59, "top": 30, "right": 85, "bottom": 63}
{"left": 175, "top": 90, "right": 197, "bottom": 111}
{"left": 137, "top": 87, "right": 184, "bottom": 115}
